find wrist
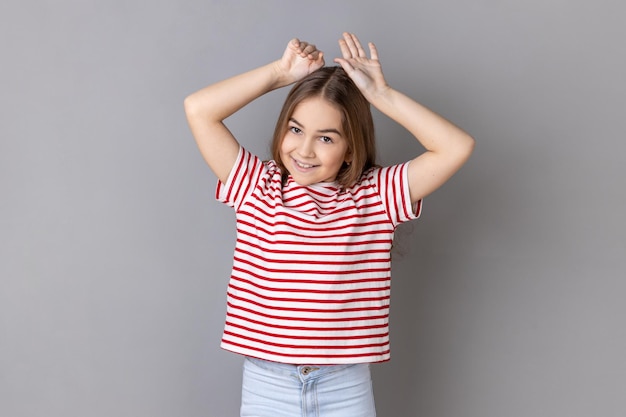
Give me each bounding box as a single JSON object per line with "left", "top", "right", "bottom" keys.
{"left": 367, "top": 85, "right": 394, "bottom": 107}
{"left": 269, "top": 60, "right": 296, "bottom": 89}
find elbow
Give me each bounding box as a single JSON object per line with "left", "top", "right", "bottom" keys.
{"left": 183, "top": 94, "right": 199, "bottom": 118}
{"left": 454, "top": 133, "right": 476, "bottom": 167}
{"left": 465, "top": 134, "right": 476, "bottom": 157}
{"left": 184, "top": 93, "right": 222, "bottom": 123}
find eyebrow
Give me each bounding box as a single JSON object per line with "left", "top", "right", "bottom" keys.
{"left": 289, "top": 118, "right": 342, "bottom": 136}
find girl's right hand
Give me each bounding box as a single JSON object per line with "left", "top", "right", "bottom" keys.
{"left": 275, "top": 38, "right": 325, "bottom": 85}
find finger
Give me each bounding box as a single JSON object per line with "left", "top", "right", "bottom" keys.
{"left": 286, "top": 38, "right": 298, "bottom": 55}
{"left": 302, "top": 43, "right": 317, "bottom": 55}
{"left": 333, "top": 57, "right": 355, "bottom": 74}
{"left": 337, "top": 38, "right": 352, "bottom": 59}
{"left": 369, "top": 42, "right": 379, "bottom": 61}
{"left": 316, "top": 51, "right": 325, "bottom": 66}
{"left": 308, "top": 49, "right": 321, "bottom": 60}
{"left": 342, "top": 32, "right": 359, "bottom": 57}
{"left": 349, "top": 33, "right": 367, "bottom": 58}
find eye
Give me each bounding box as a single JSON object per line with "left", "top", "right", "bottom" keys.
{"left": 289, "top": 126, "right": 302, "bottom": 134}
{"left": 320, "top": 136, "right": 333, "bottom": 144}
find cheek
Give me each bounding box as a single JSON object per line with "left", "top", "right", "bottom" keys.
{"left": 278, "top": 137, "right": 292, "bottom": 162}
{"left": 279, "top": 134, "right": 294, "bottom": 151}
{"left": 277, "top": 137, "right": 287, "bottom": 154}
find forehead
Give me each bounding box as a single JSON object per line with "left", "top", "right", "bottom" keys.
{"left": 290, "top": 97, "right": 343, "bottom": 132}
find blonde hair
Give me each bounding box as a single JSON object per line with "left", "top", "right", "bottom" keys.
{"left": 270, "top": 66, "right": 377, "bottom": 188}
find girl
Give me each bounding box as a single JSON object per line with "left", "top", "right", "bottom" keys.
{"left": 185, "top": 32, "right": 474, "bottom": 417}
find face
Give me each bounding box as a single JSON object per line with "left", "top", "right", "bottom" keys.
{"left": 279, "top": 97, "right": 350, "bottom": 186}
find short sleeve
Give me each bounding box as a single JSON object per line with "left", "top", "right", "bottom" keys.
{"left": 216, "top": 147, "right": 264, "bottom": 210}
{"left": 372, "top": 162, "right": 422, "bottom": 227}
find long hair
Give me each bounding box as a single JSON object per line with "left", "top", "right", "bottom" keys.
{"left": 270, "top": 66, "right": 377, "bottom": 188}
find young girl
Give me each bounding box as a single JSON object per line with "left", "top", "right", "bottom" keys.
{"left": 185, "top": 32, "right": 474, "bottom": 417}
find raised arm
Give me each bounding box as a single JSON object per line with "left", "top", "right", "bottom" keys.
{"left": 184, "top": 39, "right": 325, "bottom": 183}
{"left": 334, "top": 33, "right": 475, "bottom": 203}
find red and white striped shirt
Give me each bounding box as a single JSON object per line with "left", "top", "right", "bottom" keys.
{"left": 216, "top": 147, "right": 421, "bottom": 364}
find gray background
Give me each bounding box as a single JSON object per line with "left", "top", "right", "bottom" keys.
{"left": 2, "top": 0, "right": 625, "bottom": 416}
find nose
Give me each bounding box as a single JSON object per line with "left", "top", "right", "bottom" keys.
{"left": 297, "top": 137, "right": 315, "bottom": 158}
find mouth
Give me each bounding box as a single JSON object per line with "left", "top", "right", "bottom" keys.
{"left": 291, "top": 157, "right": 319, "bottom": 171}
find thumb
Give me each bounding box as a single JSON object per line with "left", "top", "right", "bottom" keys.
{"left": 333, "top": 58, "right": 355, "bottom": 74}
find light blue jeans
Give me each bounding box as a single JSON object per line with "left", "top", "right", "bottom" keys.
{"left": 241, "top": 357, "right": 377, "bottom": 417}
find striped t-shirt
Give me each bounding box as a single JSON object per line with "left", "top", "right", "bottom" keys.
{"left": 216, "top": 147, "right": 421, "bottom": 364}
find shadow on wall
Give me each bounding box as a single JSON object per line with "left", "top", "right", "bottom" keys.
{"left": 371, "top": 134, "right": 533, "bottom": 414}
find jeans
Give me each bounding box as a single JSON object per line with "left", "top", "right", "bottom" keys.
{"left": 241, "top": 356, "right": 377, "bottom": 417}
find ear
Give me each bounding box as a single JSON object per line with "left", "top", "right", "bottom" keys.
{"left": 344, "top": 150, "right": 353, "bottom": 165}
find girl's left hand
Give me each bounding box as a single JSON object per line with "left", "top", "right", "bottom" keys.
{"left": 334, "top": 32, "right": 389, "bottom": 102}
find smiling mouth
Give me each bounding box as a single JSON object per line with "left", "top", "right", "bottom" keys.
{"left": 292, "top": 158, "right": 318, "bottom": 169}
